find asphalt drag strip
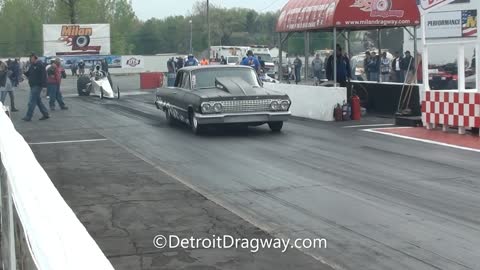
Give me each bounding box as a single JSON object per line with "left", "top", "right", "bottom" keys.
{"left": 13, "top": 96, "right": 333, "bottom": 269}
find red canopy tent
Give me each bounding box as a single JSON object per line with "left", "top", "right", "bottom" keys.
{"left": 276, "top": 0, "right": 421, "bottom": 84}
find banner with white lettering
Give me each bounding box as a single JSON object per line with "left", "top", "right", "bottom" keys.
{"left": 43, "top": 24, "right": 111, "bottom": 56}
{"left": 121, "top": 56, "right": 145, "bottom": 69}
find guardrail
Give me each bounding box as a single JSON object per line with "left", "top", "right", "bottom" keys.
{"left": 0, "top": 102, "right": 114, "bottom": 270}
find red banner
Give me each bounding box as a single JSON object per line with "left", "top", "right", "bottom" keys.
{"left": 276, "top": 0, "right": 421, "bottom": 32}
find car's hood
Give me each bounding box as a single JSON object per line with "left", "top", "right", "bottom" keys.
{"left": 196, "top": 77, "right": 286, "bottom": 99}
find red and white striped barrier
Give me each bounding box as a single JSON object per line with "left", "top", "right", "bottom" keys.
{"left": 422, "top": 91, "right": 480, "bottom": 135}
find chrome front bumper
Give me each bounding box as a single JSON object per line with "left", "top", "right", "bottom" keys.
{"left": 195, "top": 111, "right": 291, "bottom": 124}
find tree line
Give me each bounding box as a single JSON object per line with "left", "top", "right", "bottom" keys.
{"left": 0, "top": 0, "right": 403, "bottom": 58}
{"left": 0, "top": 0, "right": 282, "bottom": 57}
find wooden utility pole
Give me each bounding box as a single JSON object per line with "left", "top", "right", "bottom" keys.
{"left": 61, "top": 0, "right": 77, "bottom": 24}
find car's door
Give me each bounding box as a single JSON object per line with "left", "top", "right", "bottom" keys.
{"left": 166, "top": 71, "right": 191, "bottom": 122}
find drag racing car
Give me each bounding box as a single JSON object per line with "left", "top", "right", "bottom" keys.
{"left": 155, "top": 65, "right": 291, "bottom": 134}
{"left": 77, "top": 65, "right": 119, "bottom": 99}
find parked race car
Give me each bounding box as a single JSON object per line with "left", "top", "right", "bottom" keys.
{"left": 155, "top": 66, "right": 291, "bottom": 134}
{"left": 77, "top": 65, "right": 119, "bottom": 99}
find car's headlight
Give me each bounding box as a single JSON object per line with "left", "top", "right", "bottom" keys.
{"left": 213, "top": 103, "right": 223, "bottom": 113}
{"left": 201, "top": 103, "right": 212, "bottom": 113}
{"left": 270, "top": 101, "right": 280, "bottom": 111}
{"left": 280, "top": 101, "right": 290, "bottom": 111}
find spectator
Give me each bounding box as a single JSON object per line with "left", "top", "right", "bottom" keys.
{"left": 47, "top": 59, "right": 68, "bottom": 111}
{"left": 78, "top": 60, "right": 86, "bottom": 76}
{"left": 258, "top": 56, "right": 266, "bottom": 70}
{"left": 220, "top": 56, "right": 227, "bottom": 65}
{"left": 392, "top": 51, "right": 404, "bottom": 83}
{"left": 311, "top": 53, "right": 324, "bottom": 85}
{"left": 363, "top": 51, "right": 371, "bottom": 81}
{"left": 1, "top": 59, "right": 20, "bottom": 111}
{"left": 380, "top": 52, "right": 391, "bottom": 82}
{"left": 200, "top": 57, "right": 209, "bottom": 66}
{"left": 367, "top": 52, "right": 379, "bottom": 81}
{"left": 176, "top": 57, "right": 185, "bottom": 69}
{"left": 71, "top": 61, "right": 78, "bottom": 76}
{"left": 167, "top": 57, "right": 176, "bottom": 73}
{"left": 22, "top": 53, "right": 49, "bottom": 121}
{"left": 293, "top": 55, "right": 302, "bottom": 84}
{"left": 401, "top": 51, "right": 415, "bottom": 83}
{"left": 185, "top": 55, "right": 199, "bottom": 67}
{"left": 240, "top": 50, "right": 260, "bottom": 73}
{"left": 326, "top": 44, "right": 351, "bottom": 87}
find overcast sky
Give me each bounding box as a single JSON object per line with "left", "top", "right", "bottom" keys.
{"left": 131, "top": 0, "right": 288, "bottom": 21}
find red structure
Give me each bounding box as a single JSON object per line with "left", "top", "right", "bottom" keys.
{"left": 140, "top": 72, "right": 164, "bottom": 90}
{"left": 276, "top": 0, "right": 421, "bottom": 84}
{"left": 276, "top": 0, "right": 420, "bottom": 32}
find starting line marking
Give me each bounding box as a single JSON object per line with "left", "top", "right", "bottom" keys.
{"left": 364, "top": 128, "right": 480, "bottom": 153}
{"left": 29, "top": 138, "right": 108, "bottom": 145}
{"left": 342, "top": 124, "right": 395, "bottom": 128}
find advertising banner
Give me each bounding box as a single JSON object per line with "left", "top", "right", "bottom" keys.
{"left": 415, "top": 9, "right": 477, "bottom": 39}
{"left": 43, "top": 24, "right": 111, "bottom": 56}
{"left": 121, "top": 56, "right": 145, "bottom": 69}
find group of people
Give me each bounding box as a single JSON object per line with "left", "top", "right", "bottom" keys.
{"left": 0, "top": 53, "right": 69, "bottom": 122}
{"left": 0, "top": 58, "right": 21, "bottom": 112}
{"left": 167, "top": 54, "right": 236, "bottom": 74}
{"left": 70, "top": 60, "right": 86, "bottom": 76}
{"left": 363, "top": 50, "right": 415, "bottom": 83}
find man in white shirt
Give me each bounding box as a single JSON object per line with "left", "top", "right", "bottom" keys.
{"left": 391, "top": 51, "right": 403, "bottom": 83}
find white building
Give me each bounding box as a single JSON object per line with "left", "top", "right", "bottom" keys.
{"left": 404, "top": 0, "right": 477, "bottom": 65}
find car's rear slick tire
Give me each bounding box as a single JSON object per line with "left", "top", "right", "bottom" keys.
{"left": 268, "top": 121, "right": 283, "bottom": 132}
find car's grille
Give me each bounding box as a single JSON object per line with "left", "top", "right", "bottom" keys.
{"left": 219, "top": 99, "right": 274, "bottom": 113}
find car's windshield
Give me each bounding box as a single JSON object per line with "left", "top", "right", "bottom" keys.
{"left": 256, "top": 54, "right": 272, "bottom": 62}
{"left": 192, "top": 68, "right": 259, "bottom": 89}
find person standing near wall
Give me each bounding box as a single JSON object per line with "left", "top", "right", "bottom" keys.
{"left": 367, "top": 52, "right": 380, "bottom": 82}
{"left": 22, "top": 53, "right": 49, "bottom": 122}
{"left": 364, "top": 51, "right": 371, "bottom": 81}
{"left": 326, "top": 45, "right": 351, "bottom": 87}
{"left": 380, "top": 52, "right": 391, "bottom": 83}
{"left": 312, "top": 53, "right": 323, "bottom": 85}
{"left": 293, "top": 55, "right": 302, "bottom": 84}
{"left": 401, "top": 51, "right": 415, "bottom": 84}
{"left": 392, "top": 51, "right": 404, "bottom": 83}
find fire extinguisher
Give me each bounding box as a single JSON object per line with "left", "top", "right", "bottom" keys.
{"left": 351, "top": 95, "right": 361, "bottom": 121}
{"left": 334, "top": 103, "right": 342, "bottom": 121}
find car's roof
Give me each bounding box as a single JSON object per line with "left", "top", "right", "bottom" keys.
{"left": 180, "top": 65, "right": 253, "bottom": 72}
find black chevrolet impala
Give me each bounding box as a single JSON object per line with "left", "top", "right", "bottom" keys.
{"left": 155, "top": 66, "right": 291, "bottom": 134}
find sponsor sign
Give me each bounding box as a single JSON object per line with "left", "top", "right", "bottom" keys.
{"left": 43, "top": 24, "right": 111, "bottom": 56}
{"left": 418, "top": 0, "right": 457, "bottom": 14}
{"left": 415, "top": 9, "right": 477, "bottom": 38}
{"left": 121, "top": 56, "right": 144, "bottom": 69}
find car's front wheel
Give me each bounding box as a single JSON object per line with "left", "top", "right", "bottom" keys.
{"left": 268, "top": 121, "right": 283, "bottom": 132}
{"left": 189, "top": 112, "right": 205, "bottom": 135}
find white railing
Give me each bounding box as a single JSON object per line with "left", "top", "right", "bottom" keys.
{"left": 0, "top": 102, "right": 114, "bottom": 270}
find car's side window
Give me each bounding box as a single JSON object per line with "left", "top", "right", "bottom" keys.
{"left": 174, "top": 71, "right": 183, "bottom": 87}
{"left": 182, "top": 73, "right": 191, "bottom": 90}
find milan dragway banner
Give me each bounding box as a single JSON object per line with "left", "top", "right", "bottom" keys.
{"left": 121, "top": 55, "right": 144, "bottom": 69}
{"left": 415, "top": 9, "right": 477, "bottom": 39}
{"left": 43, "top": 24, "right": 111, "bottom": 56}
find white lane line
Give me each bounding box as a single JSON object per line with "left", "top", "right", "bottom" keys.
{"left": 29, "top": 138, "right": 108, "bottom": 145}
{"left": 364, "top": 129, "right": 480, "bottom": 153}
{"left": 342, "top": 124, "right": 395, "bottom": 128}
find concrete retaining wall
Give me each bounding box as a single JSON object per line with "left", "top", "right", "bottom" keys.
{"left": 264, "top": 83, "right": 347, "bottom": 121}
